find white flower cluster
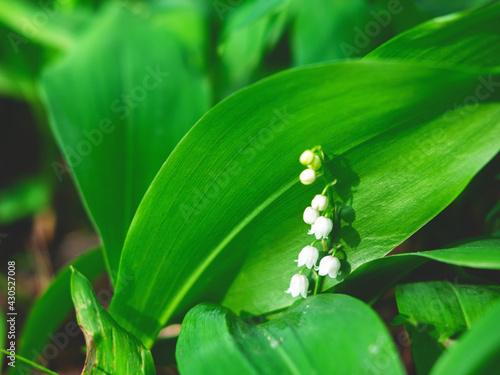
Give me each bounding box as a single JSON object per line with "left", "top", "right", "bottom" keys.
{"left": 286, "top": 147, "right": 341, "bottom": 299}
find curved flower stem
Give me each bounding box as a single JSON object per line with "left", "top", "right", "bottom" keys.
{"left": 312, "top": 269, "right": 322, "bottom": 296}
{"left": 321, "top": 179, "right": 337, "bottom": 196}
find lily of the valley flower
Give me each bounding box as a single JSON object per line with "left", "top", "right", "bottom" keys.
{"left": 311, "top": 194, "right": 328, "bottom": 211}
{"left": 295, "top": 245, "right": 319, "bottom": 269}
{"left": 299, "top": 150, "right": 315, "bottom": 166}
{"left": 285, "top": 274, "right": 309, "bottom": 298}
{"left": 308, "top": 216, "right": 333, "bottom": 239}
{"left": 316, "top": 256, "right": 341, "bottom": 278}
{"left": 303, "top": 207, "right": 319, "bottom": 225}
{"left": 299, "top": 168, "right": 316, "bottom": 185}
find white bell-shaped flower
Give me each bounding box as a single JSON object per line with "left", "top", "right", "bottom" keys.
{"left": 299, "top": 169, "right": 316, "bottom": 185}
{"left": 308, "top": 216, "right": 333, "bottom": 239}
{"left": 311, "top": 194, "right": 328, "bottom": 211}
{"left": 316, "top": 256, "right": 341, "bottom": 278}
{"left": 295, "top": 245, "right": 319, "bottom": 269}
{"left": 299, "top": 150, "right": 315, "bottom": 166}
{"left": 285, "top": 274, "right": 309, "bottom": 298}
{"left": 303, "top": 207, "right": 319, "bottom": 225}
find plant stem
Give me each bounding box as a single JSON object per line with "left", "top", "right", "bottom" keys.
{"left": 312, "top": 269, "right": 321, "bottom": 295}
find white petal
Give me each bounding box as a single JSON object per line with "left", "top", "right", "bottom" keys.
{"left": 299, "top": 169, "right": 316, "bottom": 185}
{"left": 311, "top": 195, "right": 328, "bottom": 211}
{"left": 303, "top": 207, "right": 319, "bottom": 225}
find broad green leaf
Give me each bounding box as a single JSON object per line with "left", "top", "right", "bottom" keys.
{"left": 367, "top": 3, "right": 500, "bottom": 70}
{"left": 0, "top": 177, "right": 51, "bottom": 224}
{"left": 430, "top": 299, "right": 500, "bottom": 375}
{"left": 396, "top": 281, "right": 500, "bottom": 375}
{"left": 291, "top": 0, "right": 386, "bottom": 64}
{"left": 110, "top": 58, "right": 500, "bottom": 347}
{"left": 333, "top": 239, "right": 500, "bottom": 303}
{"left": 71, "top": 268, "right": 155, "bottom": 374}
{"left": 177, "top": 294, "right": 404, "bottom": 375}
{"left": 9, "top": 247, "right": 105, "bottom": 375}
{"left": 41, "top": 3, "right": 210, "bottom": 278}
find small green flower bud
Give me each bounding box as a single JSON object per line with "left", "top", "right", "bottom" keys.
{"left": 309, "top": 155, "right": 322, "bottom": 171}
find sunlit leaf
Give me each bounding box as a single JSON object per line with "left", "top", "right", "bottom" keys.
{"left": 177, "top": 294, "right": 404, "bottom": 375}
{"left": 109, "top": 58, "right": 500, "bottom": 347}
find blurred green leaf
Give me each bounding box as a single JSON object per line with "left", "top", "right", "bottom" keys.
{"left": 220, "top": 0, "right": 290, "bottom": 32}
{"left": 9, "top": 247, "right": 105, "bottom": 375}
{"left": 396, "top": 281, "right": 500, "bottom": 375}
{"left": 109, "top": 57, "right": 500, "bottom": 347}
{"left": 0, "top": 0, "right": 95, "bottom": 100}
{"left": 333, "top": 239, "right": 500, "bottom": 303}
{"left": 0, "top": 177, "right": 51, "bottom": 224}
{"left": 147, "top": 0, "right": 208, "bottom": 69}
{"left": 0, "top": 22, "right": 44, "bottom": 99}
{"left": 177, "top": 294, "right": 404, "bottom": 375}
{"left": 291, "top": 0, "right": 385, "bottom": 64}
{"left": 218, "top": 0, "right": 292, "bottom": 93}
{"left": 71, "top": 268, "right": 155, "bottom": 374}
{"left": 430, "top": 299, "right": 500, "bottom": 375}
{"left": 0, "top": 0, "right": 90, "bottom": 50}
{"left": 41, "top": 3, "right": 210, "bottom": 279}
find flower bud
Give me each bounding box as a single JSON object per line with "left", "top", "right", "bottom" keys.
{"left": 308, "top": 216, "right": 333, "bottom": 240}
{"left": 285, "top": 274, "right": 309, "bottom": 298}
{"left": 303, "top": 207, "right": 319, "bottom": 225}
{"left": 308, "top": 155, "right": 322, "bottom": 171}
{"left": 311, "top": 194, "right": 328, "bottom": 211}
{"left": 299, "top": 150, "right": 315, "bottom": 166}
{"left": 316, "top": 256, "right": 341, "bottom": 278}
{"left": 299, "top": 169, "right": 316, "bottom": 185}
{"left": 295, "top": 245, "right": 319, "bottom": 269}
